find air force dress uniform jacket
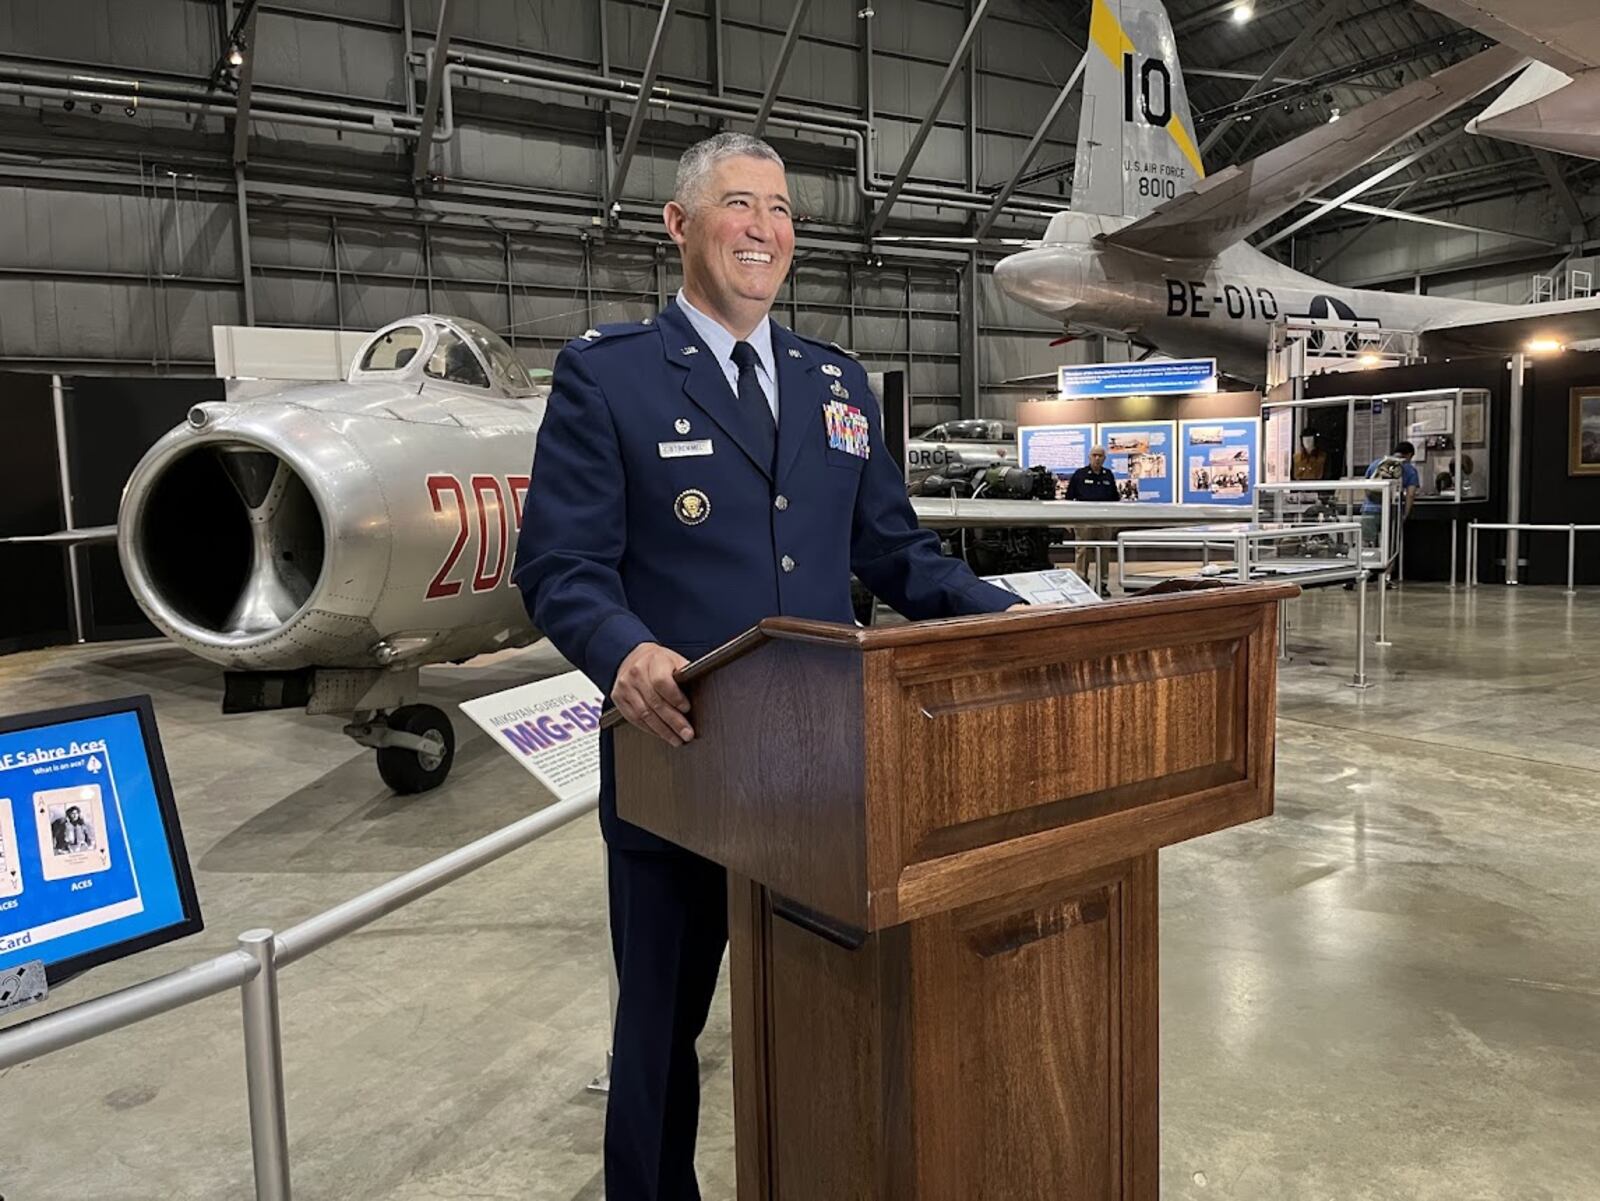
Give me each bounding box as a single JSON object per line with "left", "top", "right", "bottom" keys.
{"left": 513, "top": 299, "right": 1017, "bottom": 851}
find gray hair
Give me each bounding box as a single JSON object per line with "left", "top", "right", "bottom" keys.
{"left": 674, "top": 132, "right": 785, "bottom": 210}
{"left": 1090, "top": 444, "right": 1107, "bottom": 455}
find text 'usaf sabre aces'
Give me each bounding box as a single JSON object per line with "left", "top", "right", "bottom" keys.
{"left": 994, "top": 0, "right": 1600, "bottom": 381}
{"left": 117, "top": 315, "right": 548, "bottom": 794}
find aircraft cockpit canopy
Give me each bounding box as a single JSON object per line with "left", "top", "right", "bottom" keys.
{"left": 349, "top": 316, "right": 536, "bottom": 398}
{"left": 452, "top": 318, "right": 536, "bottom": 397}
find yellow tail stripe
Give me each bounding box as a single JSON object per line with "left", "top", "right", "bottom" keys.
{"left": 1088, "top": 0, "right": 1207, "bottom": 181}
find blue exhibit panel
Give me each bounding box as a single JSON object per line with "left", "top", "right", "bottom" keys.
{"left": 0, "top": 709, "right": 193, "bottom": 974}
{"left": 1018, "top": 423, "right": 1096, "bottom": 476}
{"left": 1096, "top": 421, "right": 1175, "bottom": 503}
{"left": 1180, "top": 418, "right": 1261, "bottom": 507}
{"left": 1058, "top": 358, "right": 1218, "bottom": 399}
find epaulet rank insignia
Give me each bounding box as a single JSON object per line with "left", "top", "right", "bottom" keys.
{"left": 792, "top": 329, "right": 859, "bottom": 361}
{"left": 571, "top": 318, "right": 657, "bottom": 351}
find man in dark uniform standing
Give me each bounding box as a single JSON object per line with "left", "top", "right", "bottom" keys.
{"left": 1064, "top": 444, "right": 1120, "bottom": 591}
{"left": 512, "top": 132, "right": 1022, "bottom": 1201}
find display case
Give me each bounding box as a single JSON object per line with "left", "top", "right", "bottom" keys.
{"left": 1117, "top": 520, "right": 1364, "bottom": 590}
{"left": 1262, "top": 388, "right": 1492, "bottom": 508}
{"left": 1255, "top": 479, "right": 1398, "bottom": 571}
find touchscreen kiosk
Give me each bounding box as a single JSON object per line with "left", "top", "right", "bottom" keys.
{"left": 0, "top": 696, "right": 202, "bottom": 994}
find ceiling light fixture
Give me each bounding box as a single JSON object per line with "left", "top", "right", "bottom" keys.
{"left": 1233, "top": 3, "right": 1253, "bottom": 22}
{"left": 228, "top": 43, "right": 245, "bottom": 67}
{"left": 1525, "top": 338, "right": 1563, "bottom": 354}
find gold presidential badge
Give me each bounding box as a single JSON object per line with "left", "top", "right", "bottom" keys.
{"left": 674, "top": 488, "right": 711, "bottom": 525}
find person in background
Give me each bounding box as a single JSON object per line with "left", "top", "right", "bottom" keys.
{"left": 1292, "top": 430, "right": 1329, "bottom": 479}
{"left": 1352, "top": 440, "right": 1420, "bottom": 586}
{"left": 1064, "top": 445, "right": 1119, "bottom": 594}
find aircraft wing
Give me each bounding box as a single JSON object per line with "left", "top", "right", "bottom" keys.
{"left": 1102, "top": 44, "right": 1526, "bottom": 261}
{"left": 0, "top": 525, "right": 118, "bottom": 546}
{"left": 1413, "top": 2, "right": 1599, "bottom": 74}
{"left": 1417, "top": 296, "right": 1600, "bottom": 358}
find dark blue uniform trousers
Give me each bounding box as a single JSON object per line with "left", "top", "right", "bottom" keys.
{"left": 605, "top": 842, "right": 729, "bottom": 1201}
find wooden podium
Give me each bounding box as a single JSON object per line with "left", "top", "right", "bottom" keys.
{"left": 614, "top": 581, "right": 1297, "bottom": 1199}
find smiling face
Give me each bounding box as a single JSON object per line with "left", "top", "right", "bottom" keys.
{"left": 664, "top": 154, "right": 795, "bottom": 338}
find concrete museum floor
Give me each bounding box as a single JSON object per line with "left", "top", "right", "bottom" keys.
{"left": 0, "top": 584, "right": 1596, "bottom": 1201}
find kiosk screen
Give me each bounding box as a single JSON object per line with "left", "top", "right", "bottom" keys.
{"left": 0, "top": 697, "right": 201, "bottom": 984}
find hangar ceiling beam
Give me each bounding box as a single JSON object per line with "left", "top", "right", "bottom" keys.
{"left": 412, "top": 0, "right": 457, "bottom": 184}
{"left": 608, "top": 0, "right": 680, "bottom": 219}
{"left": 1534, "top": 149, "right": 1588, "bottom": 241}
{"left": 751, "top": 0, "right": 814, "bottom": 138}
{"left": 207, "top": 0, "right": 261, "bottom": 93}
{"left": 232, "top": 1, "right": 259, "bottom": 166}
{"left": 1314, "top": 177, "right": 1423, "bottom": 273}
{"left": 869, "top": 0, "right": 992, "bottom": 239}
{"left": 1300, "top": 195, "right": 1559, "bottom": 246}
{"left": 1200, "top": 0, "right": 1355, "bottom": 158}
{"left": 1256, "top": 130, "right": 1461, "bottom": 250}
{"left": 412, "top": 0, "right": 457, "bottom": 183}
{"left": 973, "top": 53, "right": 1086, "bottom": 241}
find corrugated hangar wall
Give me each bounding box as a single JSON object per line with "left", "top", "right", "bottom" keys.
{"left": 0, "top": 0, "right": 1105, "bottom": 427}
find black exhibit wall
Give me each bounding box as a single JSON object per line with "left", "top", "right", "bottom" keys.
{"left": 63, "top": 376, "right": 225, "bottom": 642}
{"left": 1306, "top": 357, "right": 1511, "bottom": 583}
{"left": 1521, "top": 353, "right": 1600, "bottom": 586}
{"left": 1307, "top": 351, "right": 1600, "bottom": 584}
{"left": 0, "top": 373, "right": 225, "bottom": 654}
{"left": 0, "top": 372, "right": 72, "bottom": 653}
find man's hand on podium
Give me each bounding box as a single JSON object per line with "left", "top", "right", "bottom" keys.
{"left": 613, "top": 642, "right": 694, "bottom": 746}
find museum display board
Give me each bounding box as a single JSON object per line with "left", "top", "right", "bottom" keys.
{"left": 1098, "top": 420, "right": 1176, "bottom": 502}
{"left": 1179, "top": 418, "right": 1260, "bottom": 507}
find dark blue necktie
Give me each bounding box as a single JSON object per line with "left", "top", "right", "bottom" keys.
{"left": 730, "top": 340, "right": 776, "bottom": 473}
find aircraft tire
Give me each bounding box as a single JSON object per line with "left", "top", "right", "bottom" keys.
{"left": 376, "top": 704, "right": 456, "bottom": 794}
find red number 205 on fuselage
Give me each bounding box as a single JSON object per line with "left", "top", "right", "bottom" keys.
{"left": 424, "top": 472, "right": 531, "bottom": 600}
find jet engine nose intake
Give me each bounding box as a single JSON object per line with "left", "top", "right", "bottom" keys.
{"left": 125, "top": 440, "right": 327, "bottom": 641}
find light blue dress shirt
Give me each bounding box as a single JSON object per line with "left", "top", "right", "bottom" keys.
{"left": 675, "top": 289, "right": 779, "bottom": 423}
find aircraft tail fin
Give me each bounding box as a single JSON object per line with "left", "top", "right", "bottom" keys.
{"left": 1071, "top": 0, "right": 1206, "bottom": 219}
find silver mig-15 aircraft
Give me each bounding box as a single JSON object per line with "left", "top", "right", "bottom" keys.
{"left": 993, "top": 0, "right": 1600, "bottom": 381}
{"left": 116, "top": 315, "right": 548, "bottom": 793}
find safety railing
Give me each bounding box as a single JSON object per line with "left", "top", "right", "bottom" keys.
{"left": 0, "top": 785, "right": 601, "bottom": 1201}
{"left": 1466, "top": 523, "right": 1600, "bottom": 594}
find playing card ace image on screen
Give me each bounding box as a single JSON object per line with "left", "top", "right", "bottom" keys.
{"left": 0, "top": 697, "right": 201, "bottom": 984}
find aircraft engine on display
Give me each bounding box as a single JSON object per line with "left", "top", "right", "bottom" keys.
{"left": 117, "top": 315, "right": 545, "bottom": 793}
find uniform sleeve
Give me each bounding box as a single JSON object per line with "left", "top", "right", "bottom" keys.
{"left": 848, "top": 367, "right": 1017, "bottom": 619}
{"left": 1064, "top": 467, "right": 1084, "bottom": 501}
{"left": 511, "top": 345, "right": 657, "bottom": 696}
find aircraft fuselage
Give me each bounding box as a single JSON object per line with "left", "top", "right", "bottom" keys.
{"left": 994, "top": 213, "right": 1511, "bottom": 380}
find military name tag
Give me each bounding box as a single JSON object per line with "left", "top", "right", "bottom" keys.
{"left": 658, "top": 438, "right": 714, "bottom": 459}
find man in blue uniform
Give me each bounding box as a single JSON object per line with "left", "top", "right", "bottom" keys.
{"left": 512, "top": 131, "right": 1021, "bottom": 1200}
{"left": 1064, "top": 445, "right": 1119, "bottom": 592}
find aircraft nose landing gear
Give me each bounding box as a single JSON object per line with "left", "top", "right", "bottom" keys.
{"left": 345, "top": 704, "right": 457, "bottom": 794}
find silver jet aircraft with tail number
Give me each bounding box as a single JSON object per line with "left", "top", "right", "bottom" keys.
{"left": 994, "top": 0, "right": 1600, "bottom": 381}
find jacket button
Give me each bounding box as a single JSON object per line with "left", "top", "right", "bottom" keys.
{"left": 781, "top": 555, "right": 795, "bottom": 573}
{"left": 774, "top": 495, "right": 789, "bottom": 511}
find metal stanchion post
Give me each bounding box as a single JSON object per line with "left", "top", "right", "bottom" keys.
{"left": 1449, "top": 517, "right": 1458, "bottom": 589}
{"left": 1568, "top": 526, "right": 1578, "bottom": 596}
{"left": 1467, "top": 524, "right": 1476, "bottom": 589}
{"left": 1096, "top": 544, "right": 1106, "bottom": 593}
{"left": 1376, "top": 568, "right": 1392, "bottom": 647}
{"left": 589, "top": 850, "right": 616, "bottom": 1095}
{"left": 239, "top": 930, "right": 292, "bottom": 1201}
{"left": 1348, "top": 572, "right": 1373, "bottom": 689}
